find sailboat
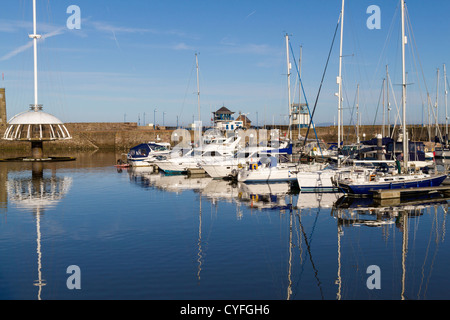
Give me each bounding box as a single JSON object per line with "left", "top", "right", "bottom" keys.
{"left": 336, "top": 0, "right": 447, "bottom": 195}
{"left": 200, "top": 140, "right": 291, "bottom": 179}
{"left": 237, "top": 34, "right": 325, "bottom": 184}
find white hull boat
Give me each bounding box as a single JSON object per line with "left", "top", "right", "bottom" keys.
{"left": 127, "top": 142, "right": 172, "bottom": 167}
{"left": 155, "top": 135, "right": 242, "bottom": 174}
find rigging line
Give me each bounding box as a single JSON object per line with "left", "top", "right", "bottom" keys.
{"left": 371, "top": 2, "right": 399, "bottom": 89}
{"left": 288, "top": 43, "right": 322, "bottom": 156}
{"left": 417, "top": 210, "right": 437, "bottom": 299}
{"left": 302, "top": 13, "right": 341, "bottom": 148}
{"left": 179, "top": 57, "right": 196, "bottom": 123}
{"left": 341, "top": 72, "right": 358, "bottom": 144}
{"left": 404, "top": 4, "right": 439, "bottom": 139}
{"left": 388, "top": 74, "right": 401, "bottom": 138}
{"left": 348, "top": 84, "right": 358, "bottom": 138}
{"left": 404, "top": 5, "right": 430, "bottom": 95}
{"left": 372, "top": 80, "right": 385, "bottom": 126}
{"left": 297, "top": 211, "right": 324, "bottom": 299}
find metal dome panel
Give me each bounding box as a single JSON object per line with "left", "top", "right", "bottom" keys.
{"left": 8, "top": 110, "right": 64, "bottom": 125}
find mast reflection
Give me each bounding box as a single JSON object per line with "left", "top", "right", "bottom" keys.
{"left": 7, "top": 163, "right": 72, "bottom": 300}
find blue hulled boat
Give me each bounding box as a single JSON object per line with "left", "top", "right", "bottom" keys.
{"left": 337, "top": 172, "right": 447, "bottom": 195}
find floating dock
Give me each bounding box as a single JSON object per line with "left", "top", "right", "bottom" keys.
{"left": 372, "top": 185, "right": 450, "bottom": 200}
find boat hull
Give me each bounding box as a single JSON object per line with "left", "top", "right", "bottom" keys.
{"left": 435, "top": 149, "right": 450, "bottom": 159}
{"left": 237, "top": 166, "right": 298, "bottom": 183}
{"left": 296, "top": 170, "right": 339, "bottom": 192}
{"left": 338, "top": 174, "right": 448, "bottom": 195}
{"left": 202, "top": 163, "right": 238, "bottom": 179}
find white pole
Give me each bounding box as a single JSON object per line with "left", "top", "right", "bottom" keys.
{"left": 435, "top": 68, "right": 440, "bottom": 137}
{"left": 285, "top": 34, "right": 292, "bottom": 141}
{"left": 356, "top": 84, "right": 360, "bottom": 144}
{"left": 401, "top": 0, "right": 408, "bottom": 171}
{"left": 445, "top": 64, "right": 448, "bottom": 139}
{"left": 30, "top": 0, "right": 41, "bottom": 111}
{"left": 337, "top": 0, "right": 345, "bottom": 166}
{"left": 196, "top": 53, "right": 201, "bottom": 122}
{"left": 386, "top": 65, "right": 390, "bottom": 138}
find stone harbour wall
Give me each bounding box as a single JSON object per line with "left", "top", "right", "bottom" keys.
{"left": 0, "top": 122, "right": 445, "bottom": 153}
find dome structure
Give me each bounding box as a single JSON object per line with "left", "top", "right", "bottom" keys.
{"left": 1, "top": 0, "right": 74, "bottom": 162}
{"left": 3, "top": 108, "right": 71, "bottom": 141}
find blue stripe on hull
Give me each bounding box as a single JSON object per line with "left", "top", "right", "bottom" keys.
{"left": 244, "top": 177, "right": 297, "bottom": 183}
{"left": 340, "top": 175, "right": 447, "bottom": 195}
{"left": 163, "top": 170, "right": 186, "bottom": 175}
{"left": 299, "top": 187, "right": 340, "bottom": 193}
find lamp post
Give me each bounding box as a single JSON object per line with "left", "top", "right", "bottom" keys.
{"left": 154, "top": 108, "right": 157, "bottom": 129}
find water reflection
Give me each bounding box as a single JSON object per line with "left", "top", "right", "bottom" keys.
{"left": 332, "top": 194, "right": 449, "bottom": 300}
{"left": 126, "top": 167, "right": 450, "bottom": 299}
{"left": 1, "top": 152, "right": 448, "bottom": 300}
{"left": 4, "top": 162, "right": 72, "bottom": 300}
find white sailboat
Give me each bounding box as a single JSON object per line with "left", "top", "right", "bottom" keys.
{"left": 336, "top": 0, "right": 447, "bottom": 195}
{"left": 236, "top": 34, "right": 312, "bottom": 183}
{"left": 201, "top": 140, "right": 290, "bottom": 179}
{"left": 294, "top": 0, "right": 349, "bottom": 192}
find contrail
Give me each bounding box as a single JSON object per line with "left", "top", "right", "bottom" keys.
{"left": 0, "top": 27, "right": 65, "bottom": 61}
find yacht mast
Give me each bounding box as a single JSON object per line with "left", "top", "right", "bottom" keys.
{"left": 435, "top": 68, "right": 440, "bottom": 137}
{"left": 445, "top": 64, "right": 448, "bottom": 140}
{"left": 382, "top": 78, "right": 385, "bottom": 138}
{"left": 30, "top": 0, "right": 41, "bottom": 111}
{"left": 195, "top": 53, "right": 201, "bottom": 122}
{"left": 285, "top": 34, "right": 292, "bottom": 141}
{"left": 337, "top": 0, "right": 345, "bottom": 166}
{"left": 356, "top": 84, "right": 360, "bottom": 144}
{"left": 401, "top": 0, "right": 408, "bottom": 171}
{"left": 336, "top": 0, "right": 345, "bottom": 166}
{"left": 386, "top": 65, "right": 391, "bottom": 138}
{"left": 298, "top": 45, "right": 303, "bottom": 139}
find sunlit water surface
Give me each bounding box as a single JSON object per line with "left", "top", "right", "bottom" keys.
{"left": 0, "top": 152, "right": 449, "bottom": 300}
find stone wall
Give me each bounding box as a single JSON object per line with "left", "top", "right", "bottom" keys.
{"left": 0, "top": 122, "right": 446, "bottom": 153}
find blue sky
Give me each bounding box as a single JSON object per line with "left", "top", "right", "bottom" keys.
{"left": 0, "top": 0, "right": 449, "bottom": 128}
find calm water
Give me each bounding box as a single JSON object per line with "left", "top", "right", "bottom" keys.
{"left": 0, "top": 151, "right": 449, "bottom": 300}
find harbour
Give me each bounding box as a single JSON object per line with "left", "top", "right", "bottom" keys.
{"left": 1, "top": 151, "right": 450, "bottom": 300}
{"left": 1, "top": 0, "right": 450, "bottom": 304}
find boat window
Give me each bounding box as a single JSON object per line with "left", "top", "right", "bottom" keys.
{"left": 234, "top": 152, "right": 250, "bottom": 159}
